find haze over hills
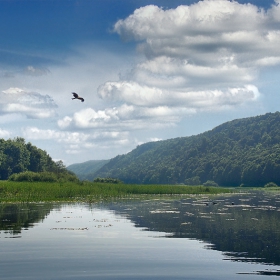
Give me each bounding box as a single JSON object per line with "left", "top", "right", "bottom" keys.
{"left": 68, "top": 112, "right": 280, "bottom": 187}
{"left": 67, "top": 160, "right": 109, "bottom": 181}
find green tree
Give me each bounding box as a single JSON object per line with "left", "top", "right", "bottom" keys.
{"left": 0, "top": 137, "right": 76, "bottom": 180}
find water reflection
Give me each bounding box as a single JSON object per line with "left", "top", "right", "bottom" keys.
{"left": 0, "top": 203, "right": 54, "bottom": 235}
{"left": 105, "top": 191, "right": 280, "bottom": 266}
{"left": 1, "top": 191, "right": 280, "bottom": 278}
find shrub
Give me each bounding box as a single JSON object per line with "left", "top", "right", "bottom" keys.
{"left": 185, "top": 176, "right": 201, "bottom": 185}
{"left": 8, "top": 171, "right": 79, "bottom": 182}
{"left": 9, "top": 171, "right": 36, "bottom": 182}
{"left": 93, "top": 177, "right": 123, "bottom": 184}
{"left": 203, "top": 180, "right": 219, "bottom": 187}
{"left": 264, "top": 182, "right": 278, "bottom": 188}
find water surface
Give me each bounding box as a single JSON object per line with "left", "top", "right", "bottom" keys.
{"left": 1, "top": 191, "right": 280, "bottom": 279}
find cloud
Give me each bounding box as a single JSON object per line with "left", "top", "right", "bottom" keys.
{"left": 23, "top": 66, "right": 50, "bottom": 76}
{"left": 57, "top": 104, "right": 191, "bottom": 131}
{"left": 2, "top": 1, "right": 279, "bottom": 165}
{"left": 22, "top": 126, "right": 132, "bottom": 155}
{"left": 0, "top": 128, "right": 10, "bottom": 138}
{"left": 98, "top": 81, "right": 259, "bottom": 108}
{"left": 113, "top": 2, "right": 280, "bottom": 64}
{"left": 96, "top": 0, "right": 280, "bottom": 117}
{"left": 0, "top": 87, "right": 58, "bottom": 118}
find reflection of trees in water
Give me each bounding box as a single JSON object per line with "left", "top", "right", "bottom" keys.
{"left": 0, "top": 203, "right": 55, "bottom": 234}
{"left": 108, "top": 192, "right": 280, "bottom": 266}
{"left": 1, "top": 192, "right": 280, "bottom": 266}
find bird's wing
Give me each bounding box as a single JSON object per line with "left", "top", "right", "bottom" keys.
{"left": 72, "top": 92, "right": 78, "bottom": 98}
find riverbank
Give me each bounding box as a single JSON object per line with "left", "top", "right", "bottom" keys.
{"left": 0, "top": 181, "right": 234, "bottom": 202}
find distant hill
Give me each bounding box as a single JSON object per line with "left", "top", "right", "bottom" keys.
{"left": 67, "top": 160, "right": 109, "bottom": 180}
{"left": 90, "top": 112, "right": 280, "bottom": 186}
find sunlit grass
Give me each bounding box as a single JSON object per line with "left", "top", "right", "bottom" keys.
{"left": 0, "top": 181, "right": 234, "bottom": 202}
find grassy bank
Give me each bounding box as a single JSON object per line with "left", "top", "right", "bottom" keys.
{"left": 0, "top": 181, "right": 234, "bottom": 202}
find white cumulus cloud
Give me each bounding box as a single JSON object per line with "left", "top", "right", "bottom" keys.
{"left": 98, "top": 81, "right": 259, "bottom": 109}
{"left": 22, "top": 126, "right": 133, "bottom": 156}
{"left": 57, "top": 103, "right": 192, "bottom": 131}
{"left": 0, "top": 87, "right": 57, "bottom": 118}
{"left": 96, "top": 0, "right": 280, "bottom": 117}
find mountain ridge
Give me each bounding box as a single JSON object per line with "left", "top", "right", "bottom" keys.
{"left": 70, "top": 112, "right": 280, "bottom": 186}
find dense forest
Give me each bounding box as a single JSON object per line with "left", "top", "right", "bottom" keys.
{"left": 92, "top": 112, "right": 280, "bottom": 186}
{"left": 0, "top": 137, "right": 76, "bottom": 181}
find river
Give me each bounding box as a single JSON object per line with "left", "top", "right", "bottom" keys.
{"left": 1, "top": 191, "right": 280, "bottom": 279}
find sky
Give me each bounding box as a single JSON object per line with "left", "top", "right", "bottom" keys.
{"left": 0, "top": 0, "right": 280, "bottom": 165}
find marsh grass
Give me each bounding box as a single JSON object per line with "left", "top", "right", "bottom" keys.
{"left": 0, "top": 181, "right": 234, "bottom": 202}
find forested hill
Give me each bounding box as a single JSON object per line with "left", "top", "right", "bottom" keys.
{"left": 67, "top": 159, "right": 109, "bottom": 180}
{"left": 0, "top": 137, "right": 73, "bottom": 180}
{"left": 93, "top": 112, "right": 280, "bottom": 186}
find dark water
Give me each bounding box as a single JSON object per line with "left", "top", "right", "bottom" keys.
{"left": 1, "top": 191, "right": 280, "bottom": 279}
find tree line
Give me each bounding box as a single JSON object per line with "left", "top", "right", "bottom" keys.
{"left": 0, "top": 137, "right": 77, "bottom": 181}
{"left": 93, "top": 112, "right": 280, "bottom": 186}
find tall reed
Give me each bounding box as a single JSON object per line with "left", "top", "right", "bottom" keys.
{"left": 0, "top": 181, "right": 233, "bottom": 202}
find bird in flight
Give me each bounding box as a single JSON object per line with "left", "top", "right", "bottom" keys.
{"left": 72, "top": 92, "right": 84, "bottom": 102}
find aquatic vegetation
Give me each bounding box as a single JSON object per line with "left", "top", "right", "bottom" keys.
{"left": 0, "top": 181, "right": 234, "bottom": 202}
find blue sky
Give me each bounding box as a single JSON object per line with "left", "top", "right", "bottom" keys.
{"left": 0, "top": 0, "right": 279, "bottom": 165}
